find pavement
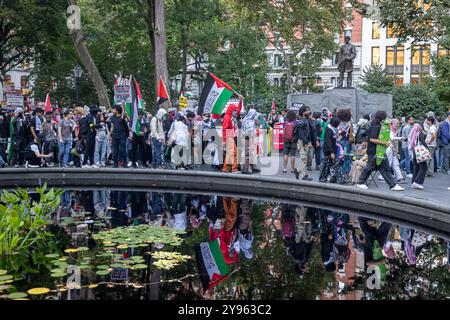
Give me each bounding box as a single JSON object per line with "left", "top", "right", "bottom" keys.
{"left": 193, "top": 154, "right": 450, "bottom": 207}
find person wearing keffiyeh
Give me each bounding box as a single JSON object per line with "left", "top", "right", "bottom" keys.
{"left": 408, "top": 123, "right": 429, "bottom": 189}
{"left": 319, "top": 117, "right": 343, "bottom": 183}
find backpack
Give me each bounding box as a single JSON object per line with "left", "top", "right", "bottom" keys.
{"left": 355, "top": 126, "right": 367, "bottom": 144}
{"left": 284, "top": 121, "right": 295, "bottom": 142}
{"left": 79, "top": 116, "right": 89, "bottom": 136}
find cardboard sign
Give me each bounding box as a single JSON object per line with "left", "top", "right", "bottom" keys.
{"left": 114, "top": 84, "right": 131, "bottom": 104}
{"left": 6, "top": 92, "right": 24, "bottom": 107}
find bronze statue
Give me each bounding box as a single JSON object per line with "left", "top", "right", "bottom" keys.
{"left": 337, "top": 36, "right": 356, "bottom": 88}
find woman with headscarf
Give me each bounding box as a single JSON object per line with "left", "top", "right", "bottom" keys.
{"left": 169, "top": 116, "right": 190, "bottom": 169}
{"left": 241, "top": 108, "right": 260, "bottom": 174}
{"left": 408, "top": 123, "right": 428, "bottom": 189}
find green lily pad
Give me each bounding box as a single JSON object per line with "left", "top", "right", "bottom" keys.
{"left": 51, "top": 272, "right": 66, "bottom": 278}
{"left": 0, "top": 270, "right": 7, "bottom": 275}
{"left": 0, "top": 275, "right": 13, "bottom": 281}
{"left": 78, "top": 265, "right": 91, "bottom": 270}
{"left": 77, "top": 247, "right": 89, "bottom": 252}
{"left": 133, "top": 264, "right": 147, "bottom": 270}
{"left": 51, "top": 268, "right": 66, "bottom": 274}
{"left": 116, "top": 244, "right": 128, "bottom": 250}
{"left": 45, "top": 254, "right": 60, "bottom": 259}
{"left": 130, "top": 256, "right": 144, "bottom": 260}
{"left": 96, "top": 270, "right": 111, "bottom": 276}
{"left": 96, "top": 265, "right": 109, "bottom": 270}
{"left": 6, "top": 292, "right": 28, "bottom": 299}
{"left": 110, "top": 263, "right": 125, "bottom": 268}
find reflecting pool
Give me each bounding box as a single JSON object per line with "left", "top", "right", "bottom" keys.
{"left": 1, "top": 187, "right": 449, "bottom": 300}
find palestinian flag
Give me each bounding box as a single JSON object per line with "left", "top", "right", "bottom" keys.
{"left": 129, "top": 76, "right": 141, "bottom": 135}
{"left": 157, "top": 76, "right": 170, "bottom": 107}
{"left": 194, "top": 240, "right": 231, "bottom": 292}
{"left": 198, "top": 73, "right": 233, "bottom": 116}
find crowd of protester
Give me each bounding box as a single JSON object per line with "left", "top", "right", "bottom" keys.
{"left": 1, "top": 101, "right": 449, "bottom": 192}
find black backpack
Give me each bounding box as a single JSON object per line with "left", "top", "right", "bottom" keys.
{"left": 355, "top": 126, "right": 368, "bottom": 144}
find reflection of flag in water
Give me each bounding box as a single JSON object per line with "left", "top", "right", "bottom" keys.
{"left": 195, "top": 239, "right": 232, "bottom": 292}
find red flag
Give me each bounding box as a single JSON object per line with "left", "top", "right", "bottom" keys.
{"left": 45, "top": 93, "right": 52, "bottom": 112}
{"left": 157, "top": 76, "right": 170, "bottom": 107}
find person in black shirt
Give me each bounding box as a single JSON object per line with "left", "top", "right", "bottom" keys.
{"left": 319, "top": 117, "right": 342, "bottom": 183}
{"left": 29, "top": 107, "right": 44, "bottom": 142}
{"left": 294, "top": 106, "right": 318, "bottom": 181}
{"left": 130, "top": 110, "right": 148, "bottom": 168}
{"left": 82, "top": 106, "right": 100, "bottom": 167}
{"left": 109, "top": 105, "right": 129, "bottom": 168}
{"left": 357, "top": 111, "right": 404, "bottom": 191}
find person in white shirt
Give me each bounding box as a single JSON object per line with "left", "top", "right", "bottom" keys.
{"left": 425, "top": 116, "right": 437, "bottom": 176}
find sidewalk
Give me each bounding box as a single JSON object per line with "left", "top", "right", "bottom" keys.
{"left": 196, "top": 154, "right": 450, "bottom": 208}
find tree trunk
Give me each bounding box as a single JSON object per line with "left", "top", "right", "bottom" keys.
{"left": 68, "top": 0, "right": 111, "bottom": 109}
{"left": 154, "top": 0, "right": 170, "bottom": 108}
{"left": 180, "top": 29, "right": 188, "bottom": 94}
{"left": 285, "top": 54, "right": 292, "bottom": 94}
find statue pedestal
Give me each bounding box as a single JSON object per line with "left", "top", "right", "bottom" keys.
{"left": 287, "top": 88, "right": 393, "bottom": 119}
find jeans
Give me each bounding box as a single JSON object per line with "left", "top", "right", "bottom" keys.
{"left": 82, "top": 134, "right": 95, "bottom": 165}
{"left": 112, "top": 136, "right": 127, "bottom": 166}
{"left": 94, "top": 137, "right": 108, "bottom": 166}
{"left": 58, "top": 140, "right": 72, "bottom": 167}
{"left": 399, "top": 146, "right": 411, "bottom": 174}
{"left": 442, "top": 144, "right": 450, "bottom": 172}
{"left": 151, "top": 137, "right": 164, "bottom": 166}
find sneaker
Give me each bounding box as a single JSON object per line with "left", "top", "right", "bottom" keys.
{"left": 390, "top": 184, "right": 405, "bottom": 191}
{"left": 128, "top": 161, "right": 132, "bottom": 167}
{"left": 282, "top": 169, "right": 287, "bottom": 174}
{"left": 356, "top": 184, "right": 368, "bottom": 190}
{"left": 302, "top": 176, "right": 313, "bottom": 181}
{"left": 397, "top": 178, "right": 407, "bottom": 184}
{"left": 91, "top": 164, "right": 99, "bottom": 169}
{"left": 411, "top": 182, "right": 424, "bottom": 190}
{"left": 406, "top": 174, "right": 413, "bottom": 178}
{"left": 82, "top": 164, "right": 91, "bottom": 168}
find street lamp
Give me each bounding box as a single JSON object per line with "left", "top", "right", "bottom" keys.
{"left": 73, "top": 65, "right": 82, "bottom": 105}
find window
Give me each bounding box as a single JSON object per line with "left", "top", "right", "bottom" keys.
{"left": 411, "top": 45, "right": 431, "bottom": 83}
{"left": 4, "top": 74, "right": 12, "bottom": 82}
{"left": 332, "top": 52, "right": 339, "bottom": 65}
{"left": 372, "top": 23, "right": 380, "bottom": 39}
{"left": 387, "top": 24, "right": 396, "bottom": 38}
{"left": 273, "top": 78, "right": 279, "bottom": 86}
{"left": 21, "top": 76, "right": 29, "bottom": 89}
{"left": 386, "top": 46, "right": 404, "bottom": 85}
{"left": 273, "top": 54, "right": 283, "bottom": 68}
{"left": 371, "top": 47, "right": 380, "bottom": 65}
{"left": 438, "top": 46, "right": 449, "bottom": 57}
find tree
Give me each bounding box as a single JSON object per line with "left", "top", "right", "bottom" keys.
{"left": 392, "top": 84, "right": 443, "bottom": 118}
{"left": 350, "top": 0, "right": 450, "bottom": 47}
{"left": 429, "top": 54, "right": 450, "bottom": 108}
{"left": 68, "top": 0, "right": 111, "bottom": 109}
{"left": 240, "top": 0, "right": 345, "bottom": 94}
{"left": 359, "top": 64, "right": 394, "bottom": 94}
{"left": 0, "top": 0, "right": 66, "bottom": 80}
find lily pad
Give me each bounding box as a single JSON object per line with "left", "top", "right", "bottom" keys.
{"left": 0, "top": 275, "right": 13, "bottom": 281}
{"left": 27, "top": 287, "right": 50, "bottom": 295}
{"left": 0, "top": 270, "right": 7, "bottom": 276}
{"left": 64, "top": 248, "right": 78, "bottom": 253}
{"left": 95, "top": 270, "right": 111, "bottom": 276}
{"left": 51, "top": 272, "right": 67, "bottom": 278}
{"left": 133, "top": 264, "right": 147, "bottom": 270}
{"left": 96, "top": 265, "right": 110, "bottom": 270}
{"left": 45, "top": 253, "right": 60, "bottom": 259}
{"left": 6, "top": 292, "right": 28, "bottom": 299}
{"left": 116, "top": 244, "right": 128, "bottom": 250}
{"left": 51, "top": 268, "right": 66, "bottom": 274}
{"left": 77, "top": 247, "right": 89, "bottom": 252}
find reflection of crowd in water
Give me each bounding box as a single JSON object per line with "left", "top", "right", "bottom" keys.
{"left": 57, "top": 190, "right": 255, "bottom": 261}
{"left": 276, "top": 204, "right": 450, "bottom": 297}
{"left": 55, "top": 190, "right": 450, "bottom": 298}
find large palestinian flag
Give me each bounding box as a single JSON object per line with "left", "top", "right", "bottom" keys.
{"left": 157, "top": 76, "right": 170, "bottom": 107}
{"left": 195, "top": 239, "right": 231, "bottom": 292}
{"left": 129, "top": 77, "right": 141, "bottom": 135}
{"left": 198, "top": 73, "right": 234, "bottom": 116}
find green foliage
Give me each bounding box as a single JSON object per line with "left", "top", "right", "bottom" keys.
{"left": 0, "top": 0, "right": 67, "bottom": 76}
{"left": 0, "top": 185, "right": 63, "bottom": 276}
{"left": 429, "top": 54, "right": 450, "bottom": 108}
{"left": 360, "top": 64, "right": 394, "bottom": 94}
{"left": 392, "top": 84, "right": 444, "bottom": 119}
